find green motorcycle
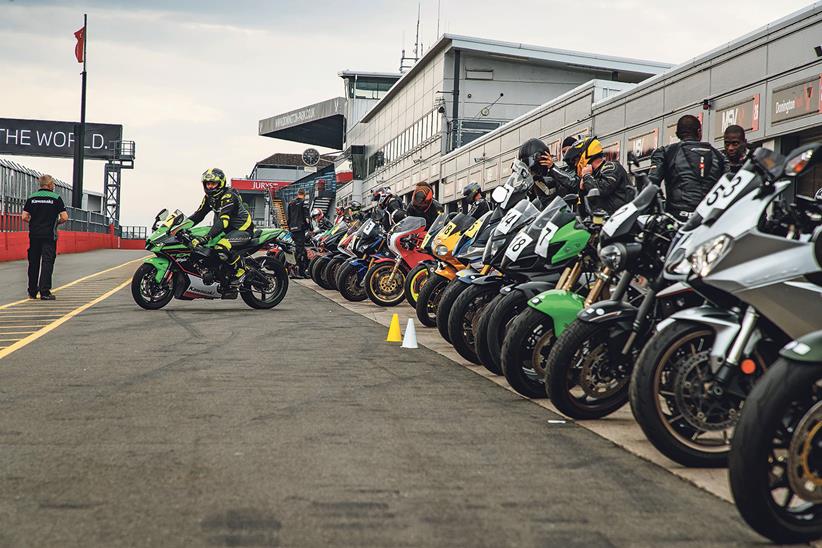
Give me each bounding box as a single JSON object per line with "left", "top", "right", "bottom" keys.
{"left": 499, "top": 199, "right": 608, "bottom": 398}
{"left": 131, "top": 209, "right": 290, "bottom": 310}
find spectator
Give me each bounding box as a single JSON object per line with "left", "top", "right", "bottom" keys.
{"left": 723, "top": 124, "right": 748, "bottom": 174}
{"left": 648, "top": 114, "right": 726, "bottom": 219}
{"left": 22, "top": 175, "right": 68, "bottom": 300}
{"left": 287, "top": 189, "right": 311, "bottom": 278}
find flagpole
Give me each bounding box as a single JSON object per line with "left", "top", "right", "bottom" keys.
{"left": 72, "top": 13, "right": 87, "bottom": 209}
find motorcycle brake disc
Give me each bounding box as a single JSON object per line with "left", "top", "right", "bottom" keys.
{"left": 579, "top": 341, "right": 629, "bottom": 399}
{"left": 673, "top": 351, "right": 740, "bottom": 432}
{"left": 788, "top": 399, "right": 822, "bottom": 503}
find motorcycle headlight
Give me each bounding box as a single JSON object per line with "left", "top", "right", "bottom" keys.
{"left": 435, "top": 244, "right": 449, "bottom": 257}
{"left": 689, "top": 234, "right": 732, "bottom": 278}
{"left": 598, "top": 244, "right": 625, "bottom": 271}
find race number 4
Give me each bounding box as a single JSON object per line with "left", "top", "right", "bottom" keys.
{"left": 498, "top": 209, "right": 523, "bottom": 234}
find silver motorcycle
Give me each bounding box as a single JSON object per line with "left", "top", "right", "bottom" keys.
{"left": 630, "top": 142, "right": 822, "bottom": 467}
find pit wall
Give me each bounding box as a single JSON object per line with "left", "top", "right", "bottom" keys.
{"left": 0, "top": 228, "right": 145, "bottom": 262}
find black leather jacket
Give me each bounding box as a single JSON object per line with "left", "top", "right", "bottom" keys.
{"left": 189, "top": 188, "right": 254, "bottom": 240}
{"left": 648, "top": 140, "right": 726, "bottom": 215}
{"left": 287, "top": 198, "right": 310, "bottom": 232}
{"left": 581, "top": 160, "right": 633, "bottom": 215}
{"left": 407, "top": 199, "right": 443, "bottom": 229}
{"left": 466, "top": 198, "right": 490, "bottom": 219}
{"left": 544, "top": 164, "right": 579, "bottom": 197}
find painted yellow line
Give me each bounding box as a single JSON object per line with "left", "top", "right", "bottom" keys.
{"left": 0, "top": 256, "right": 146, "bottom": 311}
{"left": 0, "top": 331, "right": 37, "bottom": 335}
{"left": 0, "top": 279, "right": 130, "bottom": 360}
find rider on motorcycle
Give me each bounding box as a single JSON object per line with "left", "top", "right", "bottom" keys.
{"left": 519, "top": 138, "right": 578, "bottom": 207}
{"left": 311, "top": 207, "right": 333, "bottom": 232}
{"left": 188, "top": 168, "right": 255, "bottom": 294}
{"left": 406, "top": 181, "right": 443, "bottom": 229}
{"left": 372, "top": 187, "right": 404, "bottom": 230}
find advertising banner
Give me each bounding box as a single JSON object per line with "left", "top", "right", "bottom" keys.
{"left": 0, "top": 118, "right": 123, "bottom": 160}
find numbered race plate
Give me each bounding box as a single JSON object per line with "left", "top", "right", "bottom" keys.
{"left": 463, "top": 218, "right": 483, "bottom": 239}
{"left": 497, "top": 209, "right": 523, "bottom": 235}
{"left": 695, "top": 170, "right": 756, "bottom": 218}
{"left": 438, "top": 222, "right": 456, "bottom": 239}
{"left": 534, "top": 222, "right": 559, "bottom": 258}
{"left": 362, "top": 219, "right": 375, "bottom": 236}
{"left": 504, "top": 231, "right": 534, "bottom": 262}
{"left": 602, "top": 202, "right": 637, "bottom": 238}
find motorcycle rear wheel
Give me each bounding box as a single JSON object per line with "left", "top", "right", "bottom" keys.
{"left": 415, "top": 273, "right": 448, "bottom": 327}
{"left": 241, "top": 258, "right": 289, "bottom": 309}
{"left": 337, "top": 262, "right": 368, "bottom": 302}
{"left": 365, "top": 262, "right": 406, "bottom": 307}
{"left": 131, "top": 263, "right": 174, "bottom": 310}
{"left": 404, "top": 263, "right": 430, "bottom": 308}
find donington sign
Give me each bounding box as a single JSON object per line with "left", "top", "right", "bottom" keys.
{"left": 0, "top": 117, "right": 123, "bottom": 160}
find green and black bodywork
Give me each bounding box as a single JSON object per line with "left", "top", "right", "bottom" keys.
{"left": 132, "top": 209, "right": 290, "bottom": 310}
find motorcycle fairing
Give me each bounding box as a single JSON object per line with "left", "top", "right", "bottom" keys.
{"left": 526, "top": 289, "right": 586, "bottom": 337}
{"left": 781, "top": 330, "right": 822, "bottom": 363}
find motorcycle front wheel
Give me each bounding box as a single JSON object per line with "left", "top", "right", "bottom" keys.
{"left": 415, "top": 273, "right": 448, "bottom": 327}
{"left": 404, "top": 263, "right": 430, "bottom": 308}
{"left": 436, "top": 278, "right": 470, "bottom": 343}
{"left": 476, "top": 291, "right": 527, "bottom": 375}
{"left": 500, "top": 307, "right": 554, "bottom": 398}
{"left": 447, "top": 284, "right": 498, "bottom": 365}
{"left": 323, "top": 255, "right": 347, "bottom": 291}
{"left": 312, "top": 255, "right": 333, "bottom": 289}
{"left": 336, "top": 262, "right": 368, "bottom": 302}
{"left": 241, "top": 258, "right": 289, "bottom": 309}
{"left": 729, "top": 358, "right": 822, "bottom": 544}
{"left": 630, "top": 321, "right": 734, "bottom": 467}
{"left": 544, "top": 318, "right": 633, "bottom": 419}
{"left": 131, "top": 263, "right": 174, "bottom": 310}
{"left": 365, "top": 262, "right": 406, "bottom": 307}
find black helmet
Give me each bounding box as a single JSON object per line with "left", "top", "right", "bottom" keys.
{"left": 348, "top": 201, "right": 362, "bottom": 213}
{"left": 201, "top": 168, "right": 227, "bottom": 197}
{"left": 462, "top": 181, "right": 482, "bottom": 202}
{"left": 518, "top": 138, "right": 550, "bottom": 179}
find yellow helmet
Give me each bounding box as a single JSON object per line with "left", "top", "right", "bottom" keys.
{"left": 201, "top": 168, "right": 227, "bottom": 197}
{"left": 563, "top": 138, "right": 604, "bottom": 176}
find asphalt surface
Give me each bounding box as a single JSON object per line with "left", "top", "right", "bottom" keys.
{"left": 0, "top": 251, "right": 764, "bottom": 547}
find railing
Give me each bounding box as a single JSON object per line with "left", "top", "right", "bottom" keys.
{"left": 120, "top": 226, "right": 147, "bottom": 240}
{"left": 61, "top": 207, "right": 110, "bottom": 234}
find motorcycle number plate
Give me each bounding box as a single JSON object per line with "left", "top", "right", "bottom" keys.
{"left": 696, "top": 170, "right": 755, "bottom": 217}
{"left": 498, "top": 209, "right": 523, "bottom": 234}
{"left": 463, "top": 218, "right": 483, "bottom": 239}
{"left": 535, "top": 222, "right": 559, "bottom": 258}
{"left": 505, "top": 232, "right": 533, "bottom": 262}
{"left": 439, "top": 222, "right": 456, "bottom": 239}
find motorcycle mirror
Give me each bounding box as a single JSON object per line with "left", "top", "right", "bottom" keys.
{"left": 784, "top": 142, "right": 822, "bottom": 177}
{"left": 491, "top": 186, "right": 509, "bottom": 204}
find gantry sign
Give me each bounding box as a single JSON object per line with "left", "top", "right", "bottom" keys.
{"left": 0, "top": 117, "right": 133, "bottom": 224}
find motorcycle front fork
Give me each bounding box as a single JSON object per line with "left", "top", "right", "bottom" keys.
{"left": 711, "top": 306, "right": 759, "bottom": 395}
{"left": 621, "top": 272, "right": 664, "bottom": 355}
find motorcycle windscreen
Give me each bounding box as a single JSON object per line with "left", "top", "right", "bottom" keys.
{"left": 600, "top": 184, "right": 660, "bottom": 242}
{"left": 422, "top": 212, "right": 456, "bottom": 251}
{"left": 391, "top": 216, "right": 426, "bottom": 235}
{"left": 482, "top": 199, "right": 540, "bottom": 264}
{"left": 500, "top": 197, "right": 572, "bottom": 268}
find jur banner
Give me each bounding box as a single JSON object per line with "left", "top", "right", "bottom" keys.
{"left": 0, "top": 117, "right": 123, "bottom": 160}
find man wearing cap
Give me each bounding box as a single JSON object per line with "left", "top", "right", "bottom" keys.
{"left": 22, "top": 175, "right": 69, "bottom": 300}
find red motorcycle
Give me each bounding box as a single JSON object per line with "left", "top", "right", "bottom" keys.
{"left": 364, "top": 215, "right": 433, "bottom": 307}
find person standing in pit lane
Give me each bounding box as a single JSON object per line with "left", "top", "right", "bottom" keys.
{"left": 22, "top": 175, "right": 69, "bottom": 300}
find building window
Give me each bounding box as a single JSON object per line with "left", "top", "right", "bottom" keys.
{"left": 347, "top": 78, "right": 394, "bottom": 100}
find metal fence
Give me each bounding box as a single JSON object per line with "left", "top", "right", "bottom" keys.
{"left": 120, "top": 226, "right": 147, "bottom": 239}
{"left": 0, "top": 157, "right": 117, "bottom": 234}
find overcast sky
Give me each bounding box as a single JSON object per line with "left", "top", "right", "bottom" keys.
{"left": 0, "top": 0, "right": 816, "bottom": 225}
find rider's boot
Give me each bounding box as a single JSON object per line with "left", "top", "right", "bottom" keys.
{"left": 221, "top": 257, "right": 245, "bottom": 299}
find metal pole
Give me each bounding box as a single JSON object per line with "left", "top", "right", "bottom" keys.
{"left": 72, "top": 14, "right": 87, "bottom": 208}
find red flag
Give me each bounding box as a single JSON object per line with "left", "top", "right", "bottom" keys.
{"left": 74, "top": 26, "right": 85, "bottom": 63}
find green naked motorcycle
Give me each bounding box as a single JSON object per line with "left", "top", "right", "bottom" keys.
{"left": 499, "top": 198, "right": 607, "bottom": 398}
{"left": 131, "top": 209, "right": 290, "bottom": 310}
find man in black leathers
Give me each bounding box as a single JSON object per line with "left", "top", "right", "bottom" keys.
{"left": 462, "top": 181, "right": 490, "bottom": 218}
{"left": 406, "top": 181, "right": 443, "bottom": 229}
{"left": 723, "top": 124, "right": 748, "bottom": 175}
{"left": 567, "top": 137, "right": 632, "bottom": 215}
{"left": 648, "top": 115, "right": 726, "bottom": 219}
{"left": 372, "top": 187, "right": 404, "bottom": 230}
{"left": 287, "top": 189, "right": 311, "bottom": 277}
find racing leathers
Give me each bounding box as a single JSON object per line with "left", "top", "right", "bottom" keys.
{"left": 580, "top": 160, "right": 633, "bottom": 215}
{"left": 189, "top": 188, "right": 255, "bottom": 283}
{"left": 466, "top": 197, "right": 490, "bottom": 219}
{"left": 406, "top": 199, "right": 443, "bottom": 229}
{"left": 648, "top": 140, "right": 726, "bottom": 219}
